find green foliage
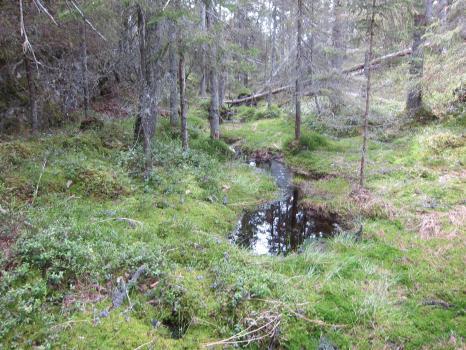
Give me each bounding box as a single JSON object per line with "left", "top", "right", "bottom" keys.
{"left": 2, "top": 111, "right": 466, "bottom": 349}
{"left": 285, "top": 130, "right": 336, "bottom": 155}
{"left": 234, "top": 105, "right": 284, "bottom": 122}
{"left": 191, "top": 137, "right": 235, "bottom": 161}
{"left": 423, "top": 131, "right": 465, "bottom": 154}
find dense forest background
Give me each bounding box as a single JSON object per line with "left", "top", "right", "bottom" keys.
{"left": 0, "top": 0, "right": 465, "bottom": 349}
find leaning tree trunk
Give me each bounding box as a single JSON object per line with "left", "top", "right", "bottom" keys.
{"left": 169, "top": 20, "right": 179, "bottom": 127}
{"left": 406, "top": 13, "right": 427, "bottom": 116}
{"left": 295, "top": 0, "right": 303, "bottom": 140}
{"left": 179, "top": 51, "right": 188, "bottom": 151}
{"left": 359, "top": 0, "right": 376, "bottom": 189}
{"left": 24, "top": 55, "right": 38, "bottom": 134}
{"left": 80, "top": 21, "right": 90, "bottom": 120}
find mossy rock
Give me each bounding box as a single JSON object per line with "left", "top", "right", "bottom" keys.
{"left": 409, "top": 106, "right": 438, "bottom": 124}
{"left": 72, "top": 167, "right": 130, "bottom": 199}
{"left": 80, "top": 116, "right": 104, "bottom": 131}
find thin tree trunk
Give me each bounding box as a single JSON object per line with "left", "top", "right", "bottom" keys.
{"left": 80, "top": 21, "right": 90, "bottom": 119}
{"left": 295, "top": 0, "right": 303, "bottom": 140}
{"left": 218, "top": 3, "right": 225, "bottom": 106}
{"left": 206, "top": 0, "right": 220, "bottom": 139}
{"left": 359, "top": 0, "right": 376, "bottom": 189}
{"left": 406, "top": 12, "right": 426, "bottom": 115}
{"left": 179, "top": 51, "right": 188, "bottom": 151}
{"left": 169, "top": 20, "right": 179, "bottom": 127}
{"left": 425, "top": 0, "right": 433, "bottom": 23}
{"left": 199, "top": 1, "right": 207, "bottom": 98}
{"left": 267, "top": 2, "right": 278, "bottom": 109}
{"left": 24, "top": 55, "right": 38, "bottom": 133}
{"left": 330, "top": 0, "right": 344, "bottom": 114}
{"left": 331, "top": 0, "right": 344, "bottom": 70}
{"left": 135, "top": 5, "right": 156, "bottom": 178}
{"left": 219, "top": 73, "right": 226, "bottom": 106}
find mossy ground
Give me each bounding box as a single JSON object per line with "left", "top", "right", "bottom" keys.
{"left": 1, "top": 107, "right": 464, "bottom": 349}
{"left": 1, "top": 48, "right": 465, "bottom": 349}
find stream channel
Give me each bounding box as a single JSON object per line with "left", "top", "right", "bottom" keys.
{"left": 230, "top": 158, "right": 339, "bottom": 256}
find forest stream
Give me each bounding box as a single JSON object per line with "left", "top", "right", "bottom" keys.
{"left": 230, "top": 158, "right": 339, "bottom": 255}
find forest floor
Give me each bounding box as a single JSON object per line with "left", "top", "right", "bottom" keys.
{"left": 1, "top": 106, "right": 464, "bottom": 349}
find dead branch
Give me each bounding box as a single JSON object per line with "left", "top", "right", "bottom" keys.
{"left": 68, "top": 0, "right": 107, "bottom": 41}
{"left": 224, "top": 48, "right": 412, "bottom": 106}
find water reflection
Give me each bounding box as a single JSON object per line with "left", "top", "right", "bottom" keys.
{"left": 231, "top": 160, "right": 337, "bottom": 255}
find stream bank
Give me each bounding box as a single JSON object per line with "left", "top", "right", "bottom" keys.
{"left": 229, "top": 150, "right": 343, "bottom": 255}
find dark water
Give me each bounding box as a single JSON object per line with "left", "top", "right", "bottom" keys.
{"left": 231, "top": 160, "right": 338, "bottom": 255}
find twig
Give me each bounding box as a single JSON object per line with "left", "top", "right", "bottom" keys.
{"left": 162, "top": 0, "right": 172, "bottom": 11}
{"left": 204, "top": 316, "right": 280, "bottom": 348}
{"left": 32, "top": 154, "right": 48, "bottom": 205}
{"left": 50, "top": 319, "right": 92, "bottom": 330}
{"left": 133, "top": 338, "right": 156, "bottom": 350}
{"left": 92, "top": 217, "right": 144, "bottom": 228}
{"left": 68, "top": 0, "right": 107, "bottom": 41}
{"left": 33, "top": 0, "right": 58, "bottom": 25}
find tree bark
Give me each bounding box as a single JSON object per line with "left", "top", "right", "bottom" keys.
{"left": 206, "top": 0, "right": 220, "bottom": 139}
{"left": 425, "top": 0, "right": 433, "bottom": 23}
{"left": 24, "top": 55, "right": 38, "bottom": 133}
{"left": 267, "top": 2, "right": 278, "bottom": 109}
{"left": 179, "top": 51, "right": 188, "bottom": 151}
{"left": 406, "top": 12, "right": 427, "bottom": 115}
{"left": 169, "top": 20, "right": 179, "bottom": 127}
{"left": 331, "top": 0, "right": 344, "bottom": 70}
{"left": 134, "top": 4, "right": 159, "bottom": 178}
{"left": 80, "top": 21, "right": 90, "bottom": 119}
{"left": 295, "top": 0, "right": 303, "bottom": 140}
{"left": 359, "top": 0, "right": 376, "bottom": 189}
{"left": 199, "top": 1, "right": 207, "bottom": 98}
{"left": 330, "top": 0, "right": 344, "bottom": 114}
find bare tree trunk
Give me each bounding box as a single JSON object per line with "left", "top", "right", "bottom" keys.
{"left": 331, "top": 0, "right": 344, "bottom": 70}
{"left": 295, "top": 0, "right": 303, "bottom": 140}
{"left": 80, "top": 21, "right": 90, "bottom": 119}
{"left": 135, "top": 4, "right": 158, "bottom": 178}
{"left": 330, "top": 0, "right": 344, "bottom": 114}
{"left": 359, "top": 0, "right": 376, "bottom": 189}
{"left": 425, "top": 0, "right": 433, "bottom": 23}
{"left": 199, "top": 1, "right": 207, "bottom": 98}
{"left": 219, "top": 73, "right": 226, "bottom": 106}
{"left": 206, "top": 0, "right": 220, "bottom": 139}
{"left": 24, "top": 55, "right": 38, "bottom": 133}
{"left": 179, "top": 51, "right": 188, "bottom": 151}
{"left": 169, "top": 20, "right": 179, "bottom": 127}
{"left": 406, "top": 12, "right": 427, "bottom": 115}
{"left": 267, "top": 2, "right": 278, "bottom": 109}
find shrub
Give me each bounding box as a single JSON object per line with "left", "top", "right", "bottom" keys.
{"left": 285, "top": 131, "right": 333, "bottom": 155}
{"left": 253, "top": 105, "right": 283, "bottom": 120}
{"left": 236, "top": 106, "right": 257, "bottom": 122}
{"left": 191, "top": 137, "right": 235, "bottom": 161}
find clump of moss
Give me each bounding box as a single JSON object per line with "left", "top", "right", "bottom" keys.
{"left": 234, "top": 105, "right": 284, "bottom": 122}
{"left": 285, "top": 131, "right": 336, "bottom": 155}
{"left": 423, "top": 131, "right": 465, "bottom": 154}
{"left": 408, "top": 106, "right": 438, "bottom": 124}
{"left": 71, "top": 166, "right": 130, "bottom": 199}
{"left": 191, "top": 137, "right": 235, "bottom": 161}
{"left": 0, "top": 141, "right": 37, "bottom": 168}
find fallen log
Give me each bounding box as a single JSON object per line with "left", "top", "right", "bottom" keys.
{"left": 224, "top": 84, "right": 295, "bottom": 106}
{"left": 224, "top": 48, "right": 412, "bottom": 106}
{"left": 342, "top": 48, "right": 412, "bottom": 74}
